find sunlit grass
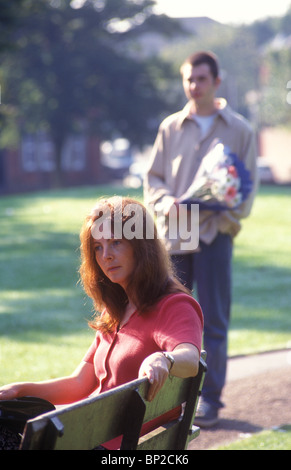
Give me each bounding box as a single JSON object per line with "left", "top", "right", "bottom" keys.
{"left": 0, "top": 185, "right": 141, "bottom": 384}
{"left": 229, "top": 185, "right": 291, "bottom": 355}
{"left": 0, "top": 184, "right": 290, "bottom": 385}
{"left": 216, "top": 425, "right": 291, "bottom": 450}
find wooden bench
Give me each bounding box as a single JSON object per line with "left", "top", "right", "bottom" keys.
{"left": 20, "top": 354, "right": 207, "bottom": 450}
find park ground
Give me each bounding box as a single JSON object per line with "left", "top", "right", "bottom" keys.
{"left": 189, "top": 349, "right": 291, "bottom": 450}
{"left": 0, "top": 182, "right": 290, "bottom": 450}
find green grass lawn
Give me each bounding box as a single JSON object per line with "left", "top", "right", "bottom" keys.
{"left": 217, "top": 425, "right": 291, "bottom": 450}
{"left": 230, "top": 184, "right": 291, "bottom": 355}
{"left": 0, "top": 183, "right": 290, "bottom": 386}
{"left": 0, "top": 185, "right": 141, "bottom": 383}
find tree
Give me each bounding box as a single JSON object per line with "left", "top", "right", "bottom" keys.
{"left": 259, "top": 48, "right": 291, "bottom": 128}
{"left": 0, "top": 0, "right": 25, "bottom": 52}
{"left": 280, "top": 5, "right": 291, "bottom": 35}
{"left": 0, "top": 0, "right": 182, "bottom": 184}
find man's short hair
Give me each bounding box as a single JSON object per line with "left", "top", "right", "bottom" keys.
{"left": 181, "top": 51, "right": 219, "bottom": 79}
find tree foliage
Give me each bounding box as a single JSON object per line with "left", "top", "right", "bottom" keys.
{"left": 0, "top": 0, "right": 182, "bottom": 174}
{"left": 1, "top": 0, "right": 291, "bottom": 176}
{"left": 159, "top": 9, "right": 291, "bottom": 129}
{"left": 0, "top": 0, "right": 26, "bottom": 52}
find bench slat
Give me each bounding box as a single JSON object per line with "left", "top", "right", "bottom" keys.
{"left": 20, "top": 354, "right": 207, "bottom": 450}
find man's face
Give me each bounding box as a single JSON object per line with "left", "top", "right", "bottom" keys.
{"left": 182, "top": 63, "right": 220, "bottom": 108}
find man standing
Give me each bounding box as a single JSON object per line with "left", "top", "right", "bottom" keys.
{"left": 144, "top": 51, "right": 258, "bottom": 427}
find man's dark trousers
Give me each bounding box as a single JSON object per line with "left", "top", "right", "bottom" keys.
{"left": 171, "top": 232, "right": 233, "bottom": 409}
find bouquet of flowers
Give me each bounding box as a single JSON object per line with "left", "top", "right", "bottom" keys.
{"left": 179, "top": 141, "right": 253, "bottom": 211}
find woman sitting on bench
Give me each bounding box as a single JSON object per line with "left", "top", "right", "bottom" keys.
{"left": 0, "top": 197, "right": 203, "bottom": 447}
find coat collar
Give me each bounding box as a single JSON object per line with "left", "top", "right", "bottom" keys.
{"left": 177, "top": 98, "right": 232, "bottom": 129}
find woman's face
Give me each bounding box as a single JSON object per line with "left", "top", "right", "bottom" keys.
{"left": 93, "top": 237, "right": 136, "bottom": 291}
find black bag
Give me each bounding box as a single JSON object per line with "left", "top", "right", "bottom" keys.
{"left": 0, "top": 396, "right": 55, "bottom": 434}
{"left": 0, "top": 424, "right": 22, "bottom": 450}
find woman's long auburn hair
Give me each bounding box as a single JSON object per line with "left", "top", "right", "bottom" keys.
{"left": 79, "top": 196, "right": 190, "bottom": 333}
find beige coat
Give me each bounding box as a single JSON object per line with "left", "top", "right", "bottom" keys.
{"left": 144, "top": 99, "right": 259, "bottom": 254}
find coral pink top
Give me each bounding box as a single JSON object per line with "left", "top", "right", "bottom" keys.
{"left": 83, "top": 293, "right": 203, "bottom": 449}
{"left": 83, "top": 293, "right": 203, "bottom": 395}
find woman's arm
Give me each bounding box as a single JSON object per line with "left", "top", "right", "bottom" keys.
{"left": 138, "top": 343, "right": 200, "bottom": 402}
{"left": 0, "top": 361, "right": 96, "bottom": 405}
{"left": 167, "top": 343, "right": 200, "bottom": 377}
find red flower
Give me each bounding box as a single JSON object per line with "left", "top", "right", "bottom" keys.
{"left": 225, "top": 186, "right": 237, "bottom": 202}
{"left": 228, "top": 165, "right": 238, "bottom": 177}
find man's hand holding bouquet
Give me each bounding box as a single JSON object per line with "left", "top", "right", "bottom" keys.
{"left": 178, "top": 141, "right": 253, "bottom": 211}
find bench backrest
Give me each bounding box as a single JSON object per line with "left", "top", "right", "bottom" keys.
{"left": 20, "top": 354, "right": 207, "bottom": 450}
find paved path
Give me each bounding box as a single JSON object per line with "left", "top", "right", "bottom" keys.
{"left": 226, "top": 349, "right": 291, "bottom": 381}
{"left": 188, "top": 349, "right": 291, "bottom": 450}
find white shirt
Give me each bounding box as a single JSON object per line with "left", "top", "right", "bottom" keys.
{"left": 193, "top": 114, "right": 217, "bottom": 138}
